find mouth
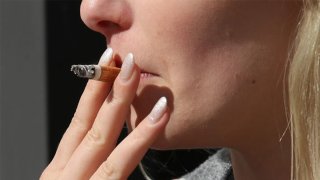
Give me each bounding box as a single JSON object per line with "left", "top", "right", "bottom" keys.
{"left": 113, "top": 53, "right": 159, "bottom": 79}
{"left": 140, "top": 70, "right": 158, "bottom": 79}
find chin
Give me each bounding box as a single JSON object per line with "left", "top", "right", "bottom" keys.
{"left": 128, "top": 96, "right": 182, "bottom": 150}
{"left": 128, "top": 105, "right": 193, "bottom": 150}
{"left": 130, "top": 83, "right": 174, "bottom": 125}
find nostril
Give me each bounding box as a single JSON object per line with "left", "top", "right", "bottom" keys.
{"left": 98, "top": 21, "right": 122, "bottom": 37}
{"left": 98, "top": 21, "right": 120, "bottom": 29}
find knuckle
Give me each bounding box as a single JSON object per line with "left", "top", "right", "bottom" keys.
{"left": 130, "top": 131, "right": 147, "bottom": 146}
{"left": 109, "top": 93, "right": 126, "bottom": 105}
{"left": 84, "top": 127, "right": 106, "bottom": 147}
{"left": 70, "top": 113, "right": 90, "bottom": 133}
{"left": 97, "top": 161, "right": 121, "bottom": 179}
{"left": 131, "top": 130, "right": 145, "bottom": 142}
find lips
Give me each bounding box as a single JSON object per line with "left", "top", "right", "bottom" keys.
{"left": 112, "top": 52, "right": 159, "bottom": 78}
{"left": 140, "top": 70, "right": 158, "bottom": 79}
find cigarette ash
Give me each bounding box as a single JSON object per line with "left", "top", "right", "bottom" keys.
{"left": 71, "top": 65, "right": 96, "bottom": 79}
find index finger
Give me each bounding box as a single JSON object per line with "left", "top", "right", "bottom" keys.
{"left": 48, "top": 48, "right": 115, "bottom": 170}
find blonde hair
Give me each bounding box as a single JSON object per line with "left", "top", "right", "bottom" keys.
{"left": 288, "top": 0, "right": 320, "bottom": 179}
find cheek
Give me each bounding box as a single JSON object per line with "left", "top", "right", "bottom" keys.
{"left": 127, "top": 1, "right": 296, "bottom": 148}
{"left": 151, "top": 43, "right": 285, "bottom": 148}
{"left": 137, "top": 1, "right": 218, "bottom": 54}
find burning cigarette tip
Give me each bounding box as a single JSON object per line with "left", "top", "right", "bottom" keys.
{"left": 71, "top": 65, "right": 96, "bottom": 79}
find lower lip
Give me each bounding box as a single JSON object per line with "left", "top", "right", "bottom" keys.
{"left": 140, "top": 72, "right": 156, "bottom": 79}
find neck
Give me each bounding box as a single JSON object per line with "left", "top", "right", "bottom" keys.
{"left": 230, "top": 124, "right": 291, "bottom": 180}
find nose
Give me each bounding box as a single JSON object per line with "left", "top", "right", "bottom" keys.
{"left": 80, "top": 0, "right": 132, "bottom": 38}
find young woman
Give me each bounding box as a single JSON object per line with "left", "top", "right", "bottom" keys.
{"left": 41, "top": 0, "right": 320, "bottom": 179}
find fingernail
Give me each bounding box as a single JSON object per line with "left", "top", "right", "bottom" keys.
{"left": 98, "top": 47, "right": 113, "bottom": 65}
{"left": 149, "top": 97, "right": 167, "bottom": 124}
{"left": 119, "top": 53, "right": 134, "bottom": 81}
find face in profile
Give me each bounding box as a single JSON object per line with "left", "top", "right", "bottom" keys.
{"left": 80, "top": 0, "right": 300, "bottom": 149}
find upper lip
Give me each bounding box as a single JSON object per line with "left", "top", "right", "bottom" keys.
{"left": 140, "top": 68, "right": 159, "bottom": 76}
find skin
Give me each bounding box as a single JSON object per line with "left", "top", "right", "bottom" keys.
{"left": 41, "top": 0, "right": 301, "bottom": 179}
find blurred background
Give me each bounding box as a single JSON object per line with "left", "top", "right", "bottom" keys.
{"left": 0, "top": 0, "right": 105, "bottom": 179}
{"left": 0, "top": 0, "right": 213, "bottom": 179}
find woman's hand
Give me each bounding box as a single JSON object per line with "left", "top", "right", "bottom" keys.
{"left": 40, "top": 49, "right": 170, "bottom": 180}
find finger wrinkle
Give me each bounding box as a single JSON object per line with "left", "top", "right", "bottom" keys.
{"left": 70, "top": 113, "right": 92, "bottom": 132}
{"left": 84, "top": 127, "right": 111, "bottom": 149}
{"left": 94, "top": 161, "right": 122, "bottom": 180}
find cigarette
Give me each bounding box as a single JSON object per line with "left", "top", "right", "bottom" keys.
{"left": 71, "top": 64, "right": 121, "bottom": 82}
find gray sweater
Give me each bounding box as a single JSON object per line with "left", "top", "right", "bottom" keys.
{"left": 180, "top": 149, "right": 234, "bottom": 180}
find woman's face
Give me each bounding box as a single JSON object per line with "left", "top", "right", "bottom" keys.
{"left": 80, "top": 0, "right": 300, "bottom": 149}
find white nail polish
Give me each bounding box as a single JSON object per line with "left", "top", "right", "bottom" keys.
{"left": 120, "top": 53, "right": 134, "bottom": 80}
{"left": 149, "top": 97, "right": 167, "bottom": 124}
{"left": 98, "top": 47, "right": 113, "bottom": 65}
